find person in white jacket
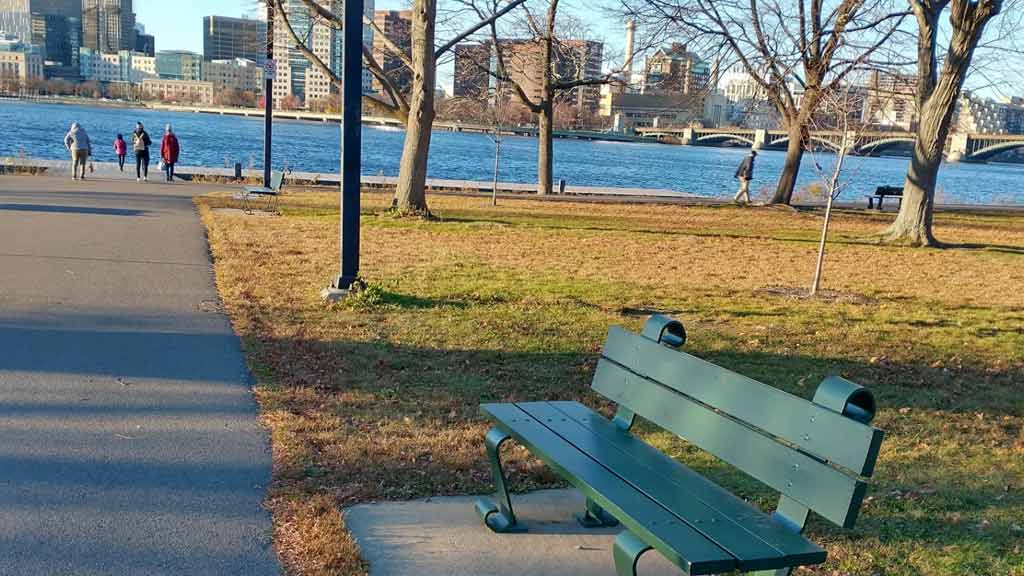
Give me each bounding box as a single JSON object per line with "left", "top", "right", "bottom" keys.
{"left": 64, "top": 123, "right": 92, "bottom": 180}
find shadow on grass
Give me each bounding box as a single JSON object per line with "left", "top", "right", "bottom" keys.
{"left": 245, "top": 334, "right": 1021, "bottom": 574}
{"left": 940, "top": 242, "right": 1024, "bottom": 255}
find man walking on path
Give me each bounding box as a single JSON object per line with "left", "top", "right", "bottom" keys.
{"left": 734, "top": 150, "right": 756, "bottom": 204}
{"left": 64, "top": 123, "right": 91, "bottom": 181}
{"left": 161, "top": 125, "right": 180, "bottom": 183}
{"left": 133, "top": 122, "right": 152, "bottom": 182}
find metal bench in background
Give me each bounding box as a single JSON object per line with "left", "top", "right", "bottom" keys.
{"left": 476, "top": 314, "right": 885, "bottom": 576}
{"left": 235, "top": 170, "right": 284, "bottom": 214}
{"left": 867, "top": 185, "right": 903, "bottom": 210}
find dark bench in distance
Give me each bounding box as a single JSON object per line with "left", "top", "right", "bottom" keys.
{"left": 476, "top": 315, "right": 884, "bottom": 575}
{"left": 867, "top": 186, "right": 903, "bottom": 210}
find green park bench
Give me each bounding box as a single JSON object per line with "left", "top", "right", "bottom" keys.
{"left": 475, "top": 315, "right": 884, "bottom": 575}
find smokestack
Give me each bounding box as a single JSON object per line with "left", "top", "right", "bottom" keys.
{"left": 624, "top": 18, "right": 636, "bottom": 78}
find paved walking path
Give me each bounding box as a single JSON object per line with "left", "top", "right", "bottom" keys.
{"left": 0, "top": 174, "right": 279, "bottom": 575}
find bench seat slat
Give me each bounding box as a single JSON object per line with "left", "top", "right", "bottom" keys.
{"left": 517, "top": 401, "right": 826, "bottom": 572}
{"left": 542, "top": 401, "right": 827, "bottom": 565}
{"left": 593, "top": 359, "right": 868, "bottom": 528}
{"left": 482, "top": 402, "right": 736, "bottom": 575}
{"left": 602, "top": 327, "right": 884, "bottom": 477}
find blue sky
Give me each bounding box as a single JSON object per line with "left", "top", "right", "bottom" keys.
{"left": 135, "top": 0, "right": 412, "bottom": 53}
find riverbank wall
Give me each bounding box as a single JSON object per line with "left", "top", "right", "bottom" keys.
{"left": 5, "top": 156, "right": 1022, "bottom": 213}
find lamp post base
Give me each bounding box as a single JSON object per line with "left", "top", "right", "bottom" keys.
{"left": 320, "top": 286, "right": 351, "bottom": 303}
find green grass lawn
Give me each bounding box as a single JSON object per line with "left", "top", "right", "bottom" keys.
{"left": 198, "top": 191, "right": 1024, "bottom": 576}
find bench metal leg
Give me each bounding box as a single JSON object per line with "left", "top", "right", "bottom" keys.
{"left": 576, "top": 497, "right": 620, "bottom": 528}
{"left": 475, "top": 427, "right": 526, "bottom": 533}
{"left": 613, "top": 530, "right": 652, "bottom": 576}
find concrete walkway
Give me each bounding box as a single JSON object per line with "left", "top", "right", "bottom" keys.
{"left": 345, "top": 489, "right": 681, "bottom": 575}
{"left": 0, "top": 174, "right": 279, "bottom": 575}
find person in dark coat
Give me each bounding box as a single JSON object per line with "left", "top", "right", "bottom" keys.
{"left": 132, "top": 122, "right": 152, "bottom": 182}
{"left": 734, "top": 150, "right": 757, "bottom": 204}
{"left": 160, "top": 124, "right": 180, "bottom": 182}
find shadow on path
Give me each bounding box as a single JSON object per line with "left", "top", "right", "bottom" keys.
{"left": 0, "top": 203, "right": 148, "bottom": 216}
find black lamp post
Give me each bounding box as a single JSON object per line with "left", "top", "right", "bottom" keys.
{"left": 329, "top": 0, "right": 363, "bottom": 294}
{"left": 263, "top": 3, "right": 274, "bottom": 188}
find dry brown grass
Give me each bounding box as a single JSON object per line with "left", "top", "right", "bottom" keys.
{"left": 198, "top": 191, "right": 1024, "bottom": 576}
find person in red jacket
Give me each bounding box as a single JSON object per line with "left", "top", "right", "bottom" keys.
{"left": 160, "top": 124, "right": 180, "bottom": 182}
{"left": 113, "top": 134, "right": 128, "bottom": 172}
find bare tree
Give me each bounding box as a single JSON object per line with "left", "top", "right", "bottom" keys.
{"left": 271, "top": 0, "right": 526, "bottom": 215}
{"left": 461, "top": 0, "right": 629, "bottom": 195}
{"left": 805, "top": 82, "right": 874, "bottom": 295}
{"left": 623, "top": 0, "right": 907, "bottom": 205}
{"left": 880, "top": 0, "right": 1003, "bottom": 246}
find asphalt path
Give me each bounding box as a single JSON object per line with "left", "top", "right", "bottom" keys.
{"left": 0, "top": 174, "right": 279, "bottom": 575}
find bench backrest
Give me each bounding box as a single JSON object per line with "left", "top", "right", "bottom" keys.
{"left": 874, "top": 185, "right": 902, "bottom": 196}
{"left": 270, "top": 170, "right": 285, "bottom": 191}
{"left": 592, "top": 315, "right": 884, "bottom": 529}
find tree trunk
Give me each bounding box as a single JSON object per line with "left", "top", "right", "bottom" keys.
{"left": 537, "top": 99, "right": 554, "bottom": 195}
{"left": 393, "top": 0, "right": 436, "bottom": 216}
{"left": 880, "top": 0, "right": 999, "bottom": 245}
{"left": 882, "top": 123, "right": 941, "bottom": 245}
{"left": 769, "top": 124, "right": 806, "bottom": 205}
{"left": 881, "top": 49, "right": 963, "bottom": 246}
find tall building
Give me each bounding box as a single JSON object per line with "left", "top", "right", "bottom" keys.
{"left": 643, "top": 43, "right": 709, "bottom": 96}
{"left": 452, "top": 42, "right": 490, "bottom": 99}
{"left": 0, "top": 0, "right": 32, "bottom": 43}
{"left": 133, "top": 24, "right": 152, "bottom": 56}
{"left": 29, "top": 0, "right": 79, "bottom": 17}
{"left": 371, "top": 9, "right": 411, "bottom": 96}
{"left": 30, "top": 12, "right": 67, "bottom": 62}
{"left": 82, "top": 0, "right": 134, "bottom": 53}
{"left": 452, "top": 38, "right": 603, "bottom": 110}
{"left": 203, "top": 15, "right": 266, "bottom": 65}
{"left": 155, "top": 49, "right": 202, "bottom": 80}
{"left": 1, "top": 0, "right": 78, "bottom": 42}
{"left": 864, "top": 70, "right": 917, "bottom": 131}
{"left": 272, "top": 0, "right": 374, "bottom": 107}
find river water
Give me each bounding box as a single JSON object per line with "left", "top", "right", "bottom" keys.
{"left": 2, "top": 100, "right": 1021, "bottom": 204}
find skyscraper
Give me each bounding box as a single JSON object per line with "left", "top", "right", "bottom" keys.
{"left": 371, "top": 10, "right": 411, "bottom": 96}
{"left": 1, "top": 0, "right": 79, "bottom": 43}
{"left": 452, "top": 42, "right": 491, "bottom": 99}
{"left": 0, "top": 0, "right": 33, "bottom": 43}
{"left": 203, "top": 15, "right": 266, "bottom": 65}
{"left": 82, "top": 0, "right": 134, "bottom": 53}
{"left": 272, "top": 0, "right": 374, "bottom": 106}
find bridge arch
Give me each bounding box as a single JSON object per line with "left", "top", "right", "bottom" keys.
{"left": 857, "top": 136, "right": 916, "bottom": 156}
{"left": 693, "top": 133, "right": 756, "bottom": 147}
{"left": 965, "top": 140, "right": 1024, "bottom": 161}
{"left": 767, "top": 135, "right": 844, "bottom": 152}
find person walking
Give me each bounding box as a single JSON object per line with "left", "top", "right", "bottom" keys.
{"left": 113, "top": 133, "right": 128, "bottom": 172}
{"left": 160, "top": 124, "right": 180, "bottom": 183}
{"left": 132, "top": 122, "right": 152, "bottom": 182}
{"left": 64, "top": 122, "right": 92, "bottom": 181}
{"left": 734, "top": 150, "right": 757, "bottom": 204}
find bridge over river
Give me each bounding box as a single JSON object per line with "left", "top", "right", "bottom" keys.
{"left": 635, "top": 126, "right": 1024, "bottom": 163}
